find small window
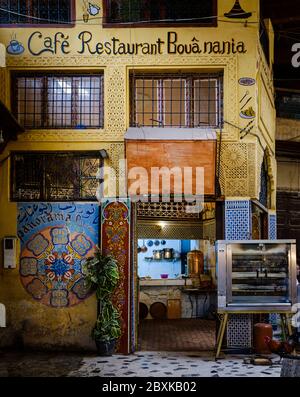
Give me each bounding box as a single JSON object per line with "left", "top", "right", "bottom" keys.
{"left": 0, "top": 0, "right": 72, "bottom": 25}
{"left": 104, "top": 0, "right": 217, "bottom": 26}
{"left": 276, "top": 92, "right": 300, "bottom": 120}
{"left": 11, "top": 152, "right": 102, "bottom": 201}
{"left": 12, "top": 73, "right": 104, "bottom": 129}
{"left": 130, "top": 72, "right": 223, "bottom": 128}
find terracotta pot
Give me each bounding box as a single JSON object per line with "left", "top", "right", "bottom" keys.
{"left": 254, "top": 323, "right": 273, "bottom": 354}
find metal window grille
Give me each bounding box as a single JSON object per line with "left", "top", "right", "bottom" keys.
{"left": 11, "top": 152, "right": 102, "bottom": 201}
{"left": 13, "top": 73, "right": 104, "bottom": 129}
{"left": 105, "top": 0, "right": 215, "bottom": 25}
{"left": 130, "top": 72, "right": 223, "bottom": 128}
{"left": 0, "top": 0, "right": 71, "bottom": 24}
{"left": 276, "top": 93, "right": 300, "bottom": 120}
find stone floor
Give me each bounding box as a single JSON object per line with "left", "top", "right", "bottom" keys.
{"left": 139, "top": 319, "right": 215, "bottom": 351}
{"left": 69, "top": 351, "right": 282, "bottom": 377}
{"left": 0, "top": 350, "right": 282, "bottom": 377}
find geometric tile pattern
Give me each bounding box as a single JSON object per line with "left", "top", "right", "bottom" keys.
{"left": 268, "top": 213, "right": 277, "bottom": 240}
{"left": 269, "top": 313, "right": 279, "bottom": 328}
{"left": 225, "top": 200, "right": 251, "bottom": 240}
{"left": 227, "top": 314, "right": 253, "bottom": 348}
{"left": 224, "top": 201, "right": 252, "bottom": 348}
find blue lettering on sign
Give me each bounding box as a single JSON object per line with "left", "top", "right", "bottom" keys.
{"left": 17, "top": 203, "right": 99, "bottom": 243}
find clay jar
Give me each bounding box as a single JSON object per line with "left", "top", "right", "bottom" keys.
{"left": 253, "top": 323, "right": 273, "bottom": 354}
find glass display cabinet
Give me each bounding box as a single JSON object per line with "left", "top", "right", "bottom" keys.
{"left": 216, "top": 240, "right": 297, "bottom": 312}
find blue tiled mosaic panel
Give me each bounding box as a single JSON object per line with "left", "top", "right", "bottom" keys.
{"left": 225, "top": 200, "right": 251, "bottom": 240}
{"left": 224, "top": 200, "right": 254, "bottom": 349}
{"left": 268, "top": 214, "right": 277, "bottom": 240}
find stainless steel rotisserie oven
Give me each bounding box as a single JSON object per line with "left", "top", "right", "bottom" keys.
{"left": 216, "top": 240, "right": 297, "bottom": 312}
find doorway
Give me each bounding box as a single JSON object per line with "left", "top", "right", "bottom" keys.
{"left": 100, "top": 199, "right": 218, "bottom": 353}
{"left": 136, "top": 232, "right": 217, "bottom": 352}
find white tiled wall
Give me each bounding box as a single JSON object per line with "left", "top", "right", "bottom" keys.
{"left": 137, "top": 239, "right": 182, "bottom": 279}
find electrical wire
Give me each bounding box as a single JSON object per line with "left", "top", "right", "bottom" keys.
{"left": 0, "top": 2, "right": 298, "bottom": 40}
{"left": 0, "top": 3, "right": 298, "bottom": 43}
{"left": 0, "top": 6, "right": 259, "bottom": 26}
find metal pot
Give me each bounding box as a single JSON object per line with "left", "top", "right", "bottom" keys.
{"left": 187, "top": 250, "right": 204, "bottom": 275}
{"left": 163, "top": 248, "right": 173, "bottom": 259}
{"left": 140, "top": 240, "right": 148, "bottom": 253}
{"left": 153, "top": 250, "right": 163, "bottom": 260}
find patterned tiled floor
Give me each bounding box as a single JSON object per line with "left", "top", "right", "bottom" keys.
{"left": 0, "top": 350, "right": 282, "bottom": 377}
{"left": 69, "top": 351, "right": 282, "bottom": 377}
{"left": 139, "top": 319, "right": 216, "bottom": 351}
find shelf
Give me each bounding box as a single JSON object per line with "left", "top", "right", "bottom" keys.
{"left": 144, "top": 258, "right": 181, "bottom": 262}
{"left": 139, "top": 278, "right": 192, "bottom": 286}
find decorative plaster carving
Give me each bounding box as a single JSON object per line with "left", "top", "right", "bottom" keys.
{"left": 17, "top": 130, "right": 109, "bottom": 142}
{"left": 219, "top": 142, "right": 257, "bottom": 197}
{"left": 257, "top": 42, "right": 273, "bottom": 95}
{"left": 106, "top": 66, "right": 126, "bottom": 138}
{"left": 107, "top": 142, "right": 125, "bottom": 196}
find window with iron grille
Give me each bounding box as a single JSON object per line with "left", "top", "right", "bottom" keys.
{"left": 0, "top": 0, "right": 72, "bottom": 24}
{"left": 12, "top": 73, "right": 104, "bottom": 129}
{"left": 104, "top": 0, "right": 216, "bottom": 26}
{"left": 276, "top": 92, "right": 300, "bottom": 120}
{"left": 11, "top": 152, "right": 102, "bottom": 201}
{"left": 130, "top": 72, "right": 223, "bottom": 128}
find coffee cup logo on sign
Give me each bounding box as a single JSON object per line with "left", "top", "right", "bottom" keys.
{"left": 6, "top": 38, "right": 25, "bottom": 55}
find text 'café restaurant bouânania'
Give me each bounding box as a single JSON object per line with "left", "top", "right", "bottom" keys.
{"left": 0, "top": 1, "right": 277, "bottom": 354}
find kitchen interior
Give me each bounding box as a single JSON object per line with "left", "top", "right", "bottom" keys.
{"left": 137, "top": 230, "right": 217, "bottom": 351}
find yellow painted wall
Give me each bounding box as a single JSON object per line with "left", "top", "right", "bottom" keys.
{"left": 0, "top": 0, "right": 277, "bottom": 350}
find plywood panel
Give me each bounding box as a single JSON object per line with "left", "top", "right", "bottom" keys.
{"left": 125, "top": 140, "right": 216, "bottom": 195}
{"left": 167, "top": 299, "right": 181, "bottom": 319}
